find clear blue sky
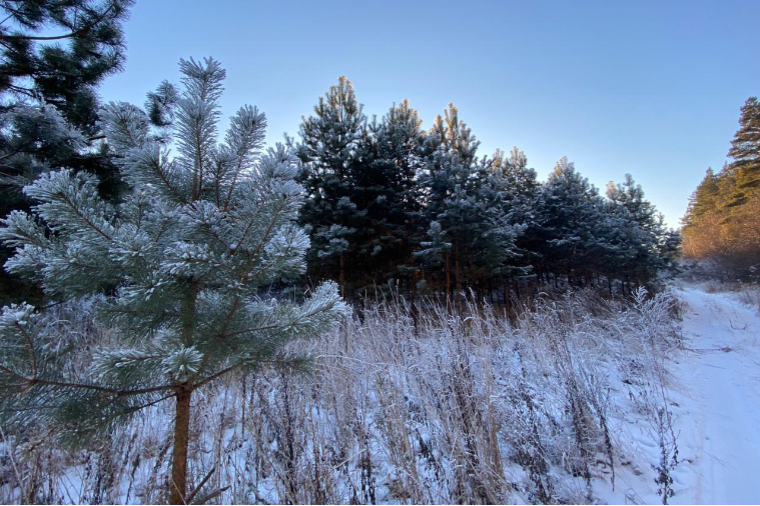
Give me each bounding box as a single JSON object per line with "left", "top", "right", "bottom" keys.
{"left": 99, "top": 0, "right": 760, "bottom": 228}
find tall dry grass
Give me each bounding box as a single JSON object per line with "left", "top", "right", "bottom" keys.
{"left": 737, "top": 284, "right": 760, "bottom": 312}
{"left": 0, "top": 289, "right": 681, "bottom": 504}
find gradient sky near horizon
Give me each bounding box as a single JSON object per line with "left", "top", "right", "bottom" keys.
{"left": 99, "top": 0, "right": 760, "bottom": 228}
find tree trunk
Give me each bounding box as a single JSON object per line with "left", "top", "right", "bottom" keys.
{"left": 411, "top": 266, "right": 419, "bottom": 335}
{"left": 445, "top": 252, "right": 452, "bottom": 311}
{"left": 454, "top": 239, "right": 461, "bottom": 305}
{"left": 504, "top": 282, "right": 511, "bottom": 315}
{"left": 339, "top": 254, "right": 346, "bottom": 297}
{"left": 170, "top": 386, "right": 192, "bottom": 505}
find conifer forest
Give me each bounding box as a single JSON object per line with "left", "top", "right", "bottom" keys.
{"left": 0, "top": 1, "right": 759, "bottom": 505}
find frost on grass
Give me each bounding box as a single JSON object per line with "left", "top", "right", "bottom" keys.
{"left": 0, "top": 288, "right": 683, "bottom": 505}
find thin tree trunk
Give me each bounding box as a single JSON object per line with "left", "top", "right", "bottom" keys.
{"left": 170, "top": 386, "right": 192, "bottom": 505}
{"left": 454, "top": 239, "right": 461, "bottom": 301}
{"left": 411, "top": 265, "right": 419, "bottom": 336}
{"left": 445, "top": 252, "right": 452, "bottom": 311}
{"left": 504, "top": 281, "right": 510, "bottom": 315}
{"left": 170, "top": 285, "right": 198, "bottom": 504}
{"left": 339, "top": 254, "right": 346, "bottom": 297}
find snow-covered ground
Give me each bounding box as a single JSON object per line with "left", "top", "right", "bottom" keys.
{"left": 3, "top": 284, "right": 759, "bottom": 505}
{"left": 575, "top": 284, "right": 760, "bottom": 506}
{"left": 669, "top": 286, "right": 760, "bottom": 504}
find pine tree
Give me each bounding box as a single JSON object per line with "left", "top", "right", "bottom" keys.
{"left": 350, "top": 100, "right": 426, "bottom": 292}
{"left": 536, "top": 157, "right": 610, "bottom": 286}
{"left": 654, "top": 216, "right": 682, "bottom": 279}
{"left": 727, "top": 97, "right": 760, "bottom": 205}
{"left": 0, "top": 0, "right": 134, "bottom": 302}
{"left": 470, "top": 153, "right": 526, "bottom": 291}
{"left": 491, "top": 148, "right": 540, "bottom": 222}
{"left": 0, "top": 0, "right": 132, "bottom": 128}
{"left": 604, "top": 177, "right": 645, "bottom": 283}
{"left": 489, "top": 147, "right": 539, "bottom": 279}
{"left": 0, "top": 58, "right": 348, "bottom": 504}
{"left": 597, "top": 199, "right": 640, "bottom": 292}
{"left": 417, "top": 105, "right": 521, "bottom": 301}
{"left": 297, "top": 76, "right": 367, "bottom": 294}
{"left": 416, "top": 104, "right": 478, "bottom": 299}
{"left": 681, "top": 97, "right": 760, "bottom": 275}
{"left": 682, "top": 167, "right": 727, "bottom": 262}
{"left": 682, "top": 168, "right": 719, "bottom": 227}
{"left": 605, "top": 174, "right": 678, "bottom": 289}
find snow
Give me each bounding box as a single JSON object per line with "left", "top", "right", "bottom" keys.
{"left": 592, "top": 284, "right": 760, "bottom": 505}
{"left": 668, "top": 286, "right": 760, "bottom": 504}
{"left": 4, "top": 283, "right": 760, "bottom": 504}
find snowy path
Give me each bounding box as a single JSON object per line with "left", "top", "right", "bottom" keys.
{"left": 670, "top": 286, "right": 760, "bottom": 505}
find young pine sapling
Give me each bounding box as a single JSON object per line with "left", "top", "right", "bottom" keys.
{"left": 0, "top": 57, "right": 348, "bottom": 504}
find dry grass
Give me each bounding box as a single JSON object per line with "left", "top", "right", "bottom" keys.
{"left": 0, "top": 289, "right": 681, "bottom": 504}
{"left": 737, "top": 285, "right": 760, "bottom": 312}
{"left": 679, "top": 261, "right": 760, "bottom": 313}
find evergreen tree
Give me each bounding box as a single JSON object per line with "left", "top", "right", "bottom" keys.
{"left": 416, "top": 104, "right": 477, "bottom": 298}
{"left": 682, "top": 167, "right": 729, "bottom": 262}
{"left": 0, "top": 0, "right": 133, "bottom": 131}
{"left": 297, "top": 76, "right": 366, "bottom": 293}
{"left": 417, "top": 104, "right": 520, "bottom": 300}
{"left": 489, "top": 147, "right": 540, "bottom": 279}
{"left": 605, "top": 174, "right": 678, "bottom": 288}
{"left": 0, "top": 58, "right": 348, "bottom": 504}
{"left": 597, "top": 199, "right": 641, "bottom": 292}
{"left": 682, "top": 97, "right": 760, "bottom": 275}
{"left": 0, "top": 0, "right": 134, "bottom": 301}
{"left": 535, "top": 157, "right": 610, "bottom": 286}
{"left": 727, "top": 97, "right": 760, "bottom": 205}
{"left": 682, "top": 168, "right": 719, "bottom": 227}
{"left": 491, "top": 147, "right": 540, "bottom": 224}
{"left": 350, "top": 100, "right": 426, "bottom": 292}
{"left": 654, "top": 216, "right": 682, "bottom": 279}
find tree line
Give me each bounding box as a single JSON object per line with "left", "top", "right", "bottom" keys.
{"left": 295, "top": 77, "right": 680, "bottom": 303}
{"left": 682, "top": 97, "right": 760, "bottom": 278}
{"left": 0, "top": 1, "right": 679, "bottom": 310}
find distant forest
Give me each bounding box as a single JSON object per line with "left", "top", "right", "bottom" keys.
{"left": 682, "top": 97, "right": 760, "bottom": 279}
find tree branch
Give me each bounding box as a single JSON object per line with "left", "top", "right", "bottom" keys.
{"left": 0, "top": 364, "right": 174, "bottom": 396}
{"left": 219, "top": 304, "right": 331, "bottom": 340}
{"left": 0, "top": 4, "right": 116, "bottom": 42}
{"left": 193, "top": 362, "right": 243, "bottom": 389}
{"left": 58, "top": 192, "right": 114, "bottom": 241}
